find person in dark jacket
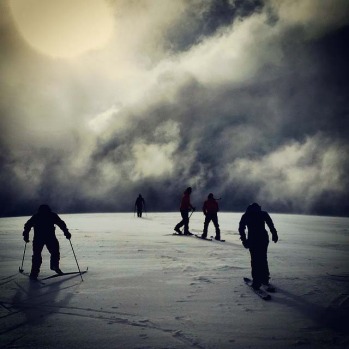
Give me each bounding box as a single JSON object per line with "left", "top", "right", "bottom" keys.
{"left": 135, "top": 194, "right": 146, "bottom": 217}
{"left": 201, "top": 193, "right": 221, "bottom": 240}
{"left": 238, "top": 202, "right": 278, "bottom": 290}
{"left": 174, "top": 187, "right": 195, "bottom": 235}
{"left": 22, "top": 205, "right": 71, "bottom": 280}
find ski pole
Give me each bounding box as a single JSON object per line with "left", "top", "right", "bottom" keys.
{"left": 189, "top": 208, "right": 195, "bottom": 219}
{"left": 19, "top": 242, "right": 27, "bottom": 273}
{"left": 69, "top": 239, "right": 83, "bottom": 281}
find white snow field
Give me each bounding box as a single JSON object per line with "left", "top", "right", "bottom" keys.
{"left": 0, "top": 212, "right": 348, "bottom": 349}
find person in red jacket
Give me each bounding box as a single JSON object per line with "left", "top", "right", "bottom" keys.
{"left": 23, "top": 204, "right": 72, "bottom": 280}
{"left": 201, "top": 193, "right": 221, "bottom": 240}
{"left": 174, "top": 187, "right": 195, "bottom": 235}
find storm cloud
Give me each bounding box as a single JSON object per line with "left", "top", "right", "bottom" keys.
{"left": 1, "top": 0, "right": 348, "bottom": 217}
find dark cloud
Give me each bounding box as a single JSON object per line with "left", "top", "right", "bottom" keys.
{"left": 1, "top": 1, "right": 349, "bottom": 217}
{"left": 165, "top": 0, "right": 263, "bottom": 52}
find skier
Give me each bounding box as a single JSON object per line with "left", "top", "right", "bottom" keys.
{"left": 201, "top": 193, "right": 221, "bottom": 240}
{"left": 22, "top": 204, "right": 72, "bottom": 280}
{"left": 134, "top": 194, "right": 146, "bottom": 217}
{"left": 238, "top": 202, "right": 278, "bottom": 290}
{"left": 174, "top": 187, "right": 195, "bottom": 235}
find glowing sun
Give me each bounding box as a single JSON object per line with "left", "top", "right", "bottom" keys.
{"left": 9, "top": 0, "right": 114, "bottom": 58}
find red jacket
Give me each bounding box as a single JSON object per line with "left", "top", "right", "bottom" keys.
{"left": 202, "top": 198, "right": 219, "bottom": 215}
{"left": 180, "top": 193, "right": 192, "bottom": 210}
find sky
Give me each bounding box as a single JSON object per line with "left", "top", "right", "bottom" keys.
{"left": 0, "top": 0, "right": 349, "bottom": 217}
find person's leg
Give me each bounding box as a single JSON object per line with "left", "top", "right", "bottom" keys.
{"left": 202, "top": 215, "right": 211, "bottom": 238}
{"left": 249, "top": 246, "right": 263, "bottom": 289}
{"left": 212, "top": 214, "right": 220, "bottom": 240}
{"left": 174, "top": 211, "right": 185, "bottom": 233}
{"left": 46, "top": 238, "right": 61, "bottom": 272}
{"left": 31, "top": 240, "right": 44, "bottom": 278}
{"left": 260, "top": 241, "right": 270, "bottom": 285}
{"left": 182, "top": 210, "right": 191, "bottom": 234}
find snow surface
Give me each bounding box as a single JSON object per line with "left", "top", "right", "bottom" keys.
{"left": 1, "top": 212, "right": 348, "bottom": 349}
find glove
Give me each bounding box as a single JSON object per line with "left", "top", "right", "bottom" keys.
{"left": 242, "top": 239, "right": 249, "bottom": 249}
{"left": 272, "top": 232, "right": 278, "bottom": 243}
{"left": 23, "top": 235, "right": 29, "bottom": 243}
{"left": 65, "top": 231, "right": 72, "bottom": 240}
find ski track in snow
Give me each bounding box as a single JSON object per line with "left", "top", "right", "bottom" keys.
{"left": 1, "top": 271, "right": 215, "bottom": 348}
{"left": 1, "top": 282, "right": 207, "bottom": 349}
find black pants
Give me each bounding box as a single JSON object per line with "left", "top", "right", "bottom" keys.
{"left": 202, "top": 213, "right": 220, "bottom": 239}
{"left": 249, "top": 240, "right": 270, "bottom": 287}
{"left": 175, "top": 210, "right": 190, "bottom": 234}
{"left": 137, "top": 208, "right": 143, "bottom": 217}
{"left": 31, "top": 238, "right": 60, "bottom": 276}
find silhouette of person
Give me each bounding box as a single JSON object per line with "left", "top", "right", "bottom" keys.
{"left": 22, "top": 204, "right": 72, "bottom": 280}
{"left": 135, "top": 194, "right": 146, "bottom": 217}
{"left": 238, "top": 203, "right": 278, "bottom": 290}
{"left": 201, "top": 193, "right": 221, "bottom": 240}
{"left": 174, "top": 187, "right": 195, "bottom": 235}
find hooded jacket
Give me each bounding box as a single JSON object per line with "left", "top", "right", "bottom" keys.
{"left": 23, "top": 205, "right": 69, "bottom": 241}
{"left": 238, "top": 203, "right": 277, "bottom": 245}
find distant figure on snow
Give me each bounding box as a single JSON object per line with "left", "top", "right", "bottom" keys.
{"left": 238, "top": 202, "right": 278, "bottom": 290}
{"left": 135, "top": 194, "right": 146, "bottom": 217}
{"left": 174, "top": 187, "right": 195, "bottom": 235}
{"left": 201, "top": 193, "right": 221, "bottom": 240}
{"left": 22, "top": 204, "right": 71, "bottom": 280}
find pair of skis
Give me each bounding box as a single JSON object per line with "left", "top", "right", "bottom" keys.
{"left": 196, "top": 235, "right": 226, "bottom": 242}
{"left": 243, "top": 277, "right": 276, "bottom": 300}
{"left": 19, "top": 267, "right": 88, "bottom": 284}
{"left": 42, "top": 268, "right": 88, "bottom": 280}
{"left": 172, "top": 233, "right": 225, "bottom": 242}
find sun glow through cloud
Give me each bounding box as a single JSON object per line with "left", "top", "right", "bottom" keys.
{"left": 9, "top": 0, "right": 114, "bottom": 58}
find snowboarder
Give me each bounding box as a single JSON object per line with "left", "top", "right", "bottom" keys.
{"left": 238, "top": 202, "right": 278, "bottom": 290}
{"left": 134, "top": 194, "right": 146, "bottom": 217}
{"left": 22, "top": 204, "right": 72, "bottom": 280}
{"left": 174, "top": 187, "right": 195, "bottom": 235}
{"left": 201, "top": 193, "right": 221, "bottom": 240}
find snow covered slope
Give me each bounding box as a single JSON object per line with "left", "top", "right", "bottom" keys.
{"left": 1, "top": 212, "right": 348, "bottom": 348}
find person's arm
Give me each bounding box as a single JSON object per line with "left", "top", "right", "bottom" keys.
{"left": 238, "top": 214, "right": 249, "bottom": 248}
{"left": 188, "top": 196, "right": 195, "bottom": 211}
{"left": 264, "top": 212, "right": 278, "bottom": 243}
{"left": 23, "top": 216, "right": 35, "bottom": 242}
{"left": 202, "top": 201, "right": 207, "bottom": 215}
{"left": 54, "top": 214, "right": 71, "bottom": 239}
